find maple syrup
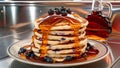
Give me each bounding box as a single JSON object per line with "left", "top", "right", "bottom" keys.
{"left": 86, "top": 0, "right": 112, "bottom": 41}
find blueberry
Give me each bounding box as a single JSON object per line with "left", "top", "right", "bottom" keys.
{"left": 86, "top": 46, "right": 90, "bottom": 51}
{"left": 18, "top": 51, "right": 22, "bottom": 54}
{"left": 31, "top": 53, "right": 36, "bottom": 58}
{"left": 29, "top": 51, "right": 34, "bottom": 54}
{"left": 44, "top": 56, "right": 53, "bottom": 63}
{"left": 48, "top": 9, "right": 54, "bottom": 15}
{"left": 65, "top": 56, "right": 73, "bottom": 61}
{"left": 25, "top": 52, "right": 31, "bottom": 57}
{"left": 18, "top": 47, "right": 26, "bottom": 54}
{"left": 44, "top": 56, "right": 48, "bottom": 60}
{"left": 81, "top": 53, "right": 87, "bottom": 57}
{"left": 54, "top": 8, "right": 59, "bottom": 10}
{"left": 53, "top": 49, "right": 60, "bottom": 52}
{"left": 72, "top": 48, "right": 75, "bottom": 52}
{"left": 47, "top": 44, "right": 50, "bottom": 46}
{"left": 86, "top": 43, "right": 93, "bottom": 51}
{"left": 66, "top": 8, "right": 71, "bottom": 14}
{"left": 61, "top": 10, "right": 67, "bottom": 16}
{"left": 60, "top": 6, "right": 66, "bottom": 11}
{"left": 54, "top": 8, "right": 60, "bottom": 15}
{"left": 61, "top": 38, "right": 66, "bottom": 41}
{"left": 25, "top": 51, "right": 34, "bottom": 57}
{"left": 39, "top": 38, "right": 42, "bottom": 41}
{"left": 55, "top": 9, "right": 60, "bottom": 15}
{"left": 87, "top": 43, "right": 93, "bottom": 47}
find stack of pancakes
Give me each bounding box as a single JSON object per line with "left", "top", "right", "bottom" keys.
{"left": 31, "top": 12, "right": 88, "bottom": 62}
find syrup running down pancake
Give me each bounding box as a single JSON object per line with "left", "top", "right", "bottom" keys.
{"left": 18, "top": 7, "right": 99, "bottom": 63}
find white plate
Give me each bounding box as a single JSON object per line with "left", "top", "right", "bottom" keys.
{"left": 7, "top": 39, "right": 109, "bottom": 67}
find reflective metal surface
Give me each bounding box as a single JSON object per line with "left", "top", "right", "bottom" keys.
{"left": 0, "top": 2, "right": 91, "bottom": 27}
{"left": 0, "top": 1, "right": 120, "bottom": 68}
{"left": 0, "top": 53, "right": 113, "bottom": 68}
{"left": 0, "top": 36, "right": 18, "bottom": 59}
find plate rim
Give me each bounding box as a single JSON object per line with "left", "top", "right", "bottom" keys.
{"left": 7, "top": 39, "right": 109, "bottom": 67}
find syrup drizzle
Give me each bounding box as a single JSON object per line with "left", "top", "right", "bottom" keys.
{"left": 38, "top": 15, "right": 82, "bottom": 58}
{"left": 71, "top": 24, "right": 81, "bottom": 57}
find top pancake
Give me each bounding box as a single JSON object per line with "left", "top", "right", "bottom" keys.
{"left": 34, "top": 13, "right": 88, "bottom": 30}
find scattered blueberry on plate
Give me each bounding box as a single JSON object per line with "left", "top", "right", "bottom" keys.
{"left": 65, "top": 56, "right": 73, "bottom": 61}
{"left": 18, "top": 47, "right": 26, "bottom": 54}
{"left": 44, "top": 56, "right": 53, "bottom": 63}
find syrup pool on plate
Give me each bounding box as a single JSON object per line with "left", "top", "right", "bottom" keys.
{"left": 18, "top": 43, "right": 99, "bottom": 63}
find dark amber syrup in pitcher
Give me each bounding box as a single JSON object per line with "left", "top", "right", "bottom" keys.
{"left": 86, "top": 11, "right": 112, "bottom": 40}
{"left": 85, "top": 0, "right": 112, "bottom": 41}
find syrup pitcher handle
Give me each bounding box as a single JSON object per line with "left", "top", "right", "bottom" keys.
{"left": 102, "top": 2, "right": 112, "bottom": 18}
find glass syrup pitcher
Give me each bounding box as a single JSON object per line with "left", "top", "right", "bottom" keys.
{"left": 86, "top": 0, "right": 112, "bottom": 41}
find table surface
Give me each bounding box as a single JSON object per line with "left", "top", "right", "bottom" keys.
{"left": 0, "top": 54, "right": 113, "bottom": 68}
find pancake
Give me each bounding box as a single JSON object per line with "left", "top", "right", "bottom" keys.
{"left": 33, "top": 38, "right": 87, "bottom": 50}
{"left": 32, "top": 44, "right": 87, "bottom": 55}
{"left": 18, "top": 7, "right": 89, "bottom": 63}
{"left": 33, "top": 32, "right": 86, "bottom": 43}
{"left": 34, "top": 26, "right": 86, "bottom": 36}
{"left": 32, "top": 7, "right": 88, "bottom": 62}
{"left": 35, "top": 17, "right": 88, "bottom": 30}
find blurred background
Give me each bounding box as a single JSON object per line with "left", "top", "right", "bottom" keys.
{"left": 0, "top": 1, "right": 120, "bottom": 68}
